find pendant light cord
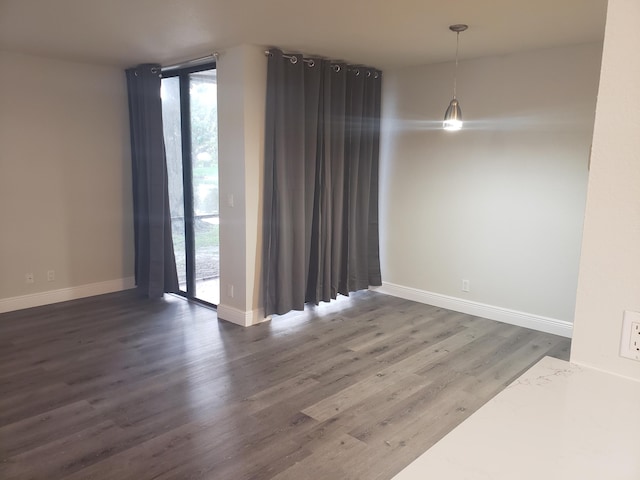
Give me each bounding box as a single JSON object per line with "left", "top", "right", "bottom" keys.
{"left": 453, "top": 31, "right": 460, "bottom": 99}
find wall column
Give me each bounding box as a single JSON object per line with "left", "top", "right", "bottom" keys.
{"left": 216, "top": 44, "right": 267, "bottom": 326}
{"left": 572, "top": 0, "right": 640, "bottom": 380}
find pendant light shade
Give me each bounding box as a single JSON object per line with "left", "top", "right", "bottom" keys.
{"left": 443, "top": 98, "right": 462, "bottom": 131}
{"left": 443, "top": 24, "right": 468, "bottom": 131}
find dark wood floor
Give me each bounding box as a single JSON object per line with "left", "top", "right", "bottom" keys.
{"left": 0, "top": 290, "right": 570, "bottom": 480}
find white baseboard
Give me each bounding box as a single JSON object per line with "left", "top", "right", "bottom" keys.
{"left": 0, "top": 277, "right": 136, "bottom": 314}
{"left": 373, "top": 282, "right": 573, "bottom": 338}
{"left": 217, "top": 303, "right": 270, "bottom": 327}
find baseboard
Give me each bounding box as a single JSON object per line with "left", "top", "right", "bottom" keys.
{"left": 217, "top": 303, "right": 270, "bottom": 327}
{"left": 0, "top": 277, "right": 136, "bottom": 314}
{"left": 373, "top": 282, "right": 573, "bottom": 338}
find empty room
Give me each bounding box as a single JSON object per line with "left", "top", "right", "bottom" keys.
{"left": 1, "top": 0, "right": 639, "bottom": 479}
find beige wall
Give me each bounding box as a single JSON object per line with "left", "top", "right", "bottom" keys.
{"left": 0, "top": 51, "right": 134, "bottom": 303}
{"left": 217, "top": 46, "right": 248, "bottom": 313}
{"left": 380, "top": 43, "right": 602, "bottom": 323}
{"left": 572, "top": 0, "right": 640, "bottom": 380}
{"left": 216, "top": 45, "right": 267, "bottom": 324}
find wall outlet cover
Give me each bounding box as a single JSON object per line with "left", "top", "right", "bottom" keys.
{"left": 620, "top": 310, "right": 640, "bottom": 361}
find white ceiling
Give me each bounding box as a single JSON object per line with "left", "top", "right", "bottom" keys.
{"left": 0, "top": 0, "right": 608, "bottom": 69}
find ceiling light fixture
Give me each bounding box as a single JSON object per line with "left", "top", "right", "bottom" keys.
{"left": 443, "top": 24, "right": 468, "bottom": 131}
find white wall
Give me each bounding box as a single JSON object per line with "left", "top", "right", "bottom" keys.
{"left": 379, "top": 43, "right": 602, "bottom": 329}
{"left": 0, "top": 51, "right": 134, "bottom": 310}
{"left": 571, "top": 0, "right": 640, "bottom": 381}
{"left": 216, "top": 44, "right": 267, "bottom": 325}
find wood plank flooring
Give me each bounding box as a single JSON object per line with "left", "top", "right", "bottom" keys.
{"left": 0, "top": 290, "right": 570, "bottom": 479}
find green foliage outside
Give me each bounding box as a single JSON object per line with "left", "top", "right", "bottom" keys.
{"left": 162, "top": 69, "right": 220, "bottom": 282}
{"left": 171, "top": 221, "right": 219, "bottom": 249}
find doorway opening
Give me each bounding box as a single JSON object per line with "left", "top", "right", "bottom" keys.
{"left": 161, "top": 63, "right": 219, "bottom": 306}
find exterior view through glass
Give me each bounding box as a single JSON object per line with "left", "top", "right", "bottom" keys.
{"left": 161, "top": 66, "right": 219, "bottom": 305}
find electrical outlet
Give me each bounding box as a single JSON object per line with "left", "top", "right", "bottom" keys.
{"left": 632, "top": 323, "right": 640, "bottom": 356}
{"left": 25, "top": 273, "right": 34, "bottom": 284}
{"left": 620, "top": 310, "right": 640, "bottom": 361}
{"left": 227, "top": 284, "right": 234, "bottom": 298}
{"left": 47, "top": 270, "right": 55, "bottom": 282}
{"left": 462, "top": 279, "right": 470, "bottom": 292}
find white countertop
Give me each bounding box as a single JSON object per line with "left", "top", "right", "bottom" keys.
{"left": 392, "top": 356, "right": 640, "bottom": 480}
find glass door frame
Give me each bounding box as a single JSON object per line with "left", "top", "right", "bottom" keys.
{"left": 162, "top": 62, "right": 218, "bottom": 307}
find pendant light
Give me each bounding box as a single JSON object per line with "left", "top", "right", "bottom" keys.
{"left": 443, "top": 24, "right": 468, "bottom": 131}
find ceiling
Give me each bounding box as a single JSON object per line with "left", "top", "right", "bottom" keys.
{"left": 0, "top": 0, "right": 608, "bottom": 70}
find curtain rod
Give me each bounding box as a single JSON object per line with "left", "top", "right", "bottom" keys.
{"left": 264, "top": 49, "right": 380, "bottom": 76}
{"left": 264, "top": 50, "right": 316, "bottom": 67}
{"left": 162, "top": 53, "right": 218, "bottom": 73}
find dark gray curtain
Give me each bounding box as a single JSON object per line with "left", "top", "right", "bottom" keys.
{"left": 126, "top": 64, "right": 179, "bottom": 298}
{"left": 264, "top": 49, "right": 382, "bottom": 317}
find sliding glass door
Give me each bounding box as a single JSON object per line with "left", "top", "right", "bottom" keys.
{"left": 161, "top": 64, "right": 219, "bottom": 305}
